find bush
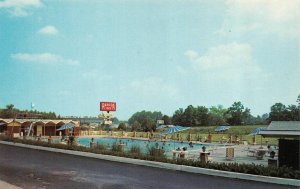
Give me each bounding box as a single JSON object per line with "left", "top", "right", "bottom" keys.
{"left": 111, "top": 142, "right": 122, "bottom": 152}
{"left": 147, "top": 146, "right": 165, "bottom": 159}
{"left": 130, "top": 145, "right": 141, "bottom": 155}
{"left": 95, "top": 143, "right": 106, "bottom": 151}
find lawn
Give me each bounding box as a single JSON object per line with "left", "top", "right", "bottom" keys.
{"left": 155, "top": 125, "right": 278, "bottom": 145}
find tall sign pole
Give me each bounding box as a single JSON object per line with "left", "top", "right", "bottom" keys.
{"left": 98, "top": 102, "right": 116, "bottom": 130}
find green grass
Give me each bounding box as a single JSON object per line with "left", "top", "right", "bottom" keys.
{"left": 104, "top": 125, "right": 278, "bottom": 145}
{"left": 156, "top": 125, "right": 278, "bottom": 145}
{"left": 186, "top": 125, "right": 266, "bottom": 135}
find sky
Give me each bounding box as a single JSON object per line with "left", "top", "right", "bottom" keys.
{"left": 0, "top": 0, "right": 299, "bottom": 120}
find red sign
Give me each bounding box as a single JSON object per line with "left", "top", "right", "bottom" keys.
{"left": 100, "top": 102, "right": 116, "bottom": 111}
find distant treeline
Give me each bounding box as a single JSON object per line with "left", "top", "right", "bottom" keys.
{"left": 126, "top": 96, "right": 300, "bottom": 131}
{"left": 1, "top": 95, "right": 299, "bottom": 133}
{"left": 0, "top": 104, "right": 57, "bottom": 119}
{"left": 0, "top": 104, "right": 120, "bottom": 123}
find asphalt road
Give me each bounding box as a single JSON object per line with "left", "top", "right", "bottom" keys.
{"left": 0, "top": 144, "right": 296, "bottom": 189}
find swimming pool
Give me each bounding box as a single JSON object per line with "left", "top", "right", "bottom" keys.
{"left": 76, "top": 137, "right": 224, "bottom": 154}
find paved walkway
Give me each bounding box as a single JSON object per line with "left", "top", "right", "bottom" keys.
{"left": 185, "top": 143, "right": 270, "bottom": 166}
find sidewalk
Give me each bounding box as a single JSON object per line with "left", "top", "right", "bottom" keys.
{"left": 0, "top": 180, "right": 21, "bottom": 189}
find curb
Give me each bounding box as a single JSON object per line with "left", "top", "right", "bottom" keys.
{"left": 0, "top": 141, "right": 299, "bottom": 187}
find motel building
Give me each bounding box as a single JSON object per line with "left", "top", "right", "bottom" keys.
{"left": 0, "top": 118, "right": 80, "bottom": 137}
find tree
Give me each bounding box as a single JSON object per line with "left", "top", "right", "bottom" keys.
{"left": 172, "top": 108, "right": 184, "bottom": 125}
{"left": 269, "top": 102, "right": 300, "bottom": 121}
{"left": 112, "top": 117, "right": 119, "bottom": 124}
{"left": 195, "top": 106, "right": 209, "bottom": 126}
{"left": 208, "top": 105, "right": 228, "bottom": 125}
{"left": 131, "top": 121, "right": 141, "bottom": 131}
{"left": 269, "top": 103, "right": 287, "bottom": 121}
{"left": 261, "top": 113, "right": 269, "bottom": 121}
{"left": 242, "top": 108, "right": 251, "bottom": 124}
{"left": 244, "top": 114, "right": 268, "bottom": 125}
{"left": 141, "top": 118, "right": 155, "bottom": 132}
{"left": 285, "top": 105, "right": 300, "bottom": 121}
{"left": 172, "top": 105, "right": 210, "bottom": 126}
{"left": 0, "top": 104, "right": 17, "bottom": 118}
{"left": 226, "top": 101, "right": 251, "bottom": 125}
{"left": 0, "top": 104, "right": 58, "bottom": 119}
{"left": 183, "top": 105, "right": 196, "bottom": 126}
{"left": 118, "top": 123, "right": 127, "bottom": 131}
{"left": 128, "top": 110, "right": 162, "bottom": 126}
{"left": 161, "top": 115, "right": 172, "bottom": 125}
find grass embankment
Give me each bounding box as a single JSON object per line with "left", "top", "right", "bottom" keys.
{"left": 0, "top": 135, "right": 299, "bottom": 179}
{"left": 156, "top": 125, "right": 278, "bottom": 145}
{"left": 94, "top": 125, "right": 277, "bottom": 145}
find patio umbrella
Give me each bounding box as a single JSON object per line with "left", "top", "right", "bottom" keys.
{"left": 161, "top": 125, "right": 190, "bottom": 135}
{"left": 156, "top": 125, "right": 174, "bottom": 130}
{"left": 160, "top": 125, "right": 190, "bottom": 149}
{"left": 215, "top": 125, "right": 230, "bottom": 132}
{"left": 57, "top": 123, "right": 75, "bottom": 131}
{"left": 156, "top": 125, "right": 167, "bottom": 129}
{"left": 249, "top": 127, "right": 266, "bottom": 136}
{"left": 249, "top": 127, "right": 266, "bottom": 147}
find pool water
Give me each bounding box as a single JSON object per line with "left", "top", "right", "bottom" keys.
{"left": 76, "top": 137, "right": 221, "bottom": 154}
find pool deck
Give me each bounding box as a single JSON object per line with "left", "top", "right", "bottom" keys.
{"left": 189, "top": 144, "right": 269, "bottom": 166}
{"left": 84, "top": 136, "right": 271, "bottom": 166}
{"left": 39, "top": 135, "right": 271, "bottom": 166}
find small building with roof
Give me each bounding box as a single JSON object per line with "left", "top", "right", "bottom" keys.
{"left": 0, "top": 118, "right": 80, "bottom": 137}
{"left": 259, "top": 121, "right": 300, "bottom": 139}
{"left": 259, "top": 121, "right": 300, "bottom": 170}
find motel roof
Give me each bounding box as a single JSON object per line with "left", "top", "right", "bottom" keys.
{"left": 0, "top": 118, "right": 80, "bottom": 126}
{"left": 259, "top": 121, "right": 300, "bottom": 139}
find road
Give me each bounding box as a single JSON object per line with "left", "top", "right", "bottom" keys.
{"left": 0, "top": 144, "right": 296, "bottom": 189}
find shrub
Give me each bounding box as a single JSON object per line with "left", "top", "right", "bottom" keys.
{"left": 130, "top": 145, "right": 141, "bottom": 155}
{"left": 111, "top": 142, "right": 122, "bottom": 152}
{"left": 147, "top": 146, "right": 165, "bottom": 159}
{"left": 95, "top": 143, "right": 106, "bottom": 151}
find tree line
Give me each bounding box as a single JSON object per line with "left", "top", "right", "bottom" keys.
{"left": 0, "top": 104, "right": 57, "bottom": 119}
{"left": 2, "top": 95, "right": 299, "bottom": 132}
{"left": 127, "top": 96, "right": 300, "bottom": 131}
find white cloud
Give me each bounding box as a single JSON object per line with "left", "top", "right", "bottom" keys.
{"left": 0, "top": 0, "right": 42, "bottom": 17}
{"left": 11, "top": 53, "right": 80, "bottom": 66}
{"left": 180, "top": 43, "right": 270, "bottom": 107}
{"left": 38, "top": 25, "right": 58, "bottom": 35}
{"left": 183, "top": 42, "right": 261, "bottom": 80}
{"left": 217, "top": 0, "right": 300, "bottom": 38}
{"left": 124, "top": 77, "right": 180, "bottom": 99}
